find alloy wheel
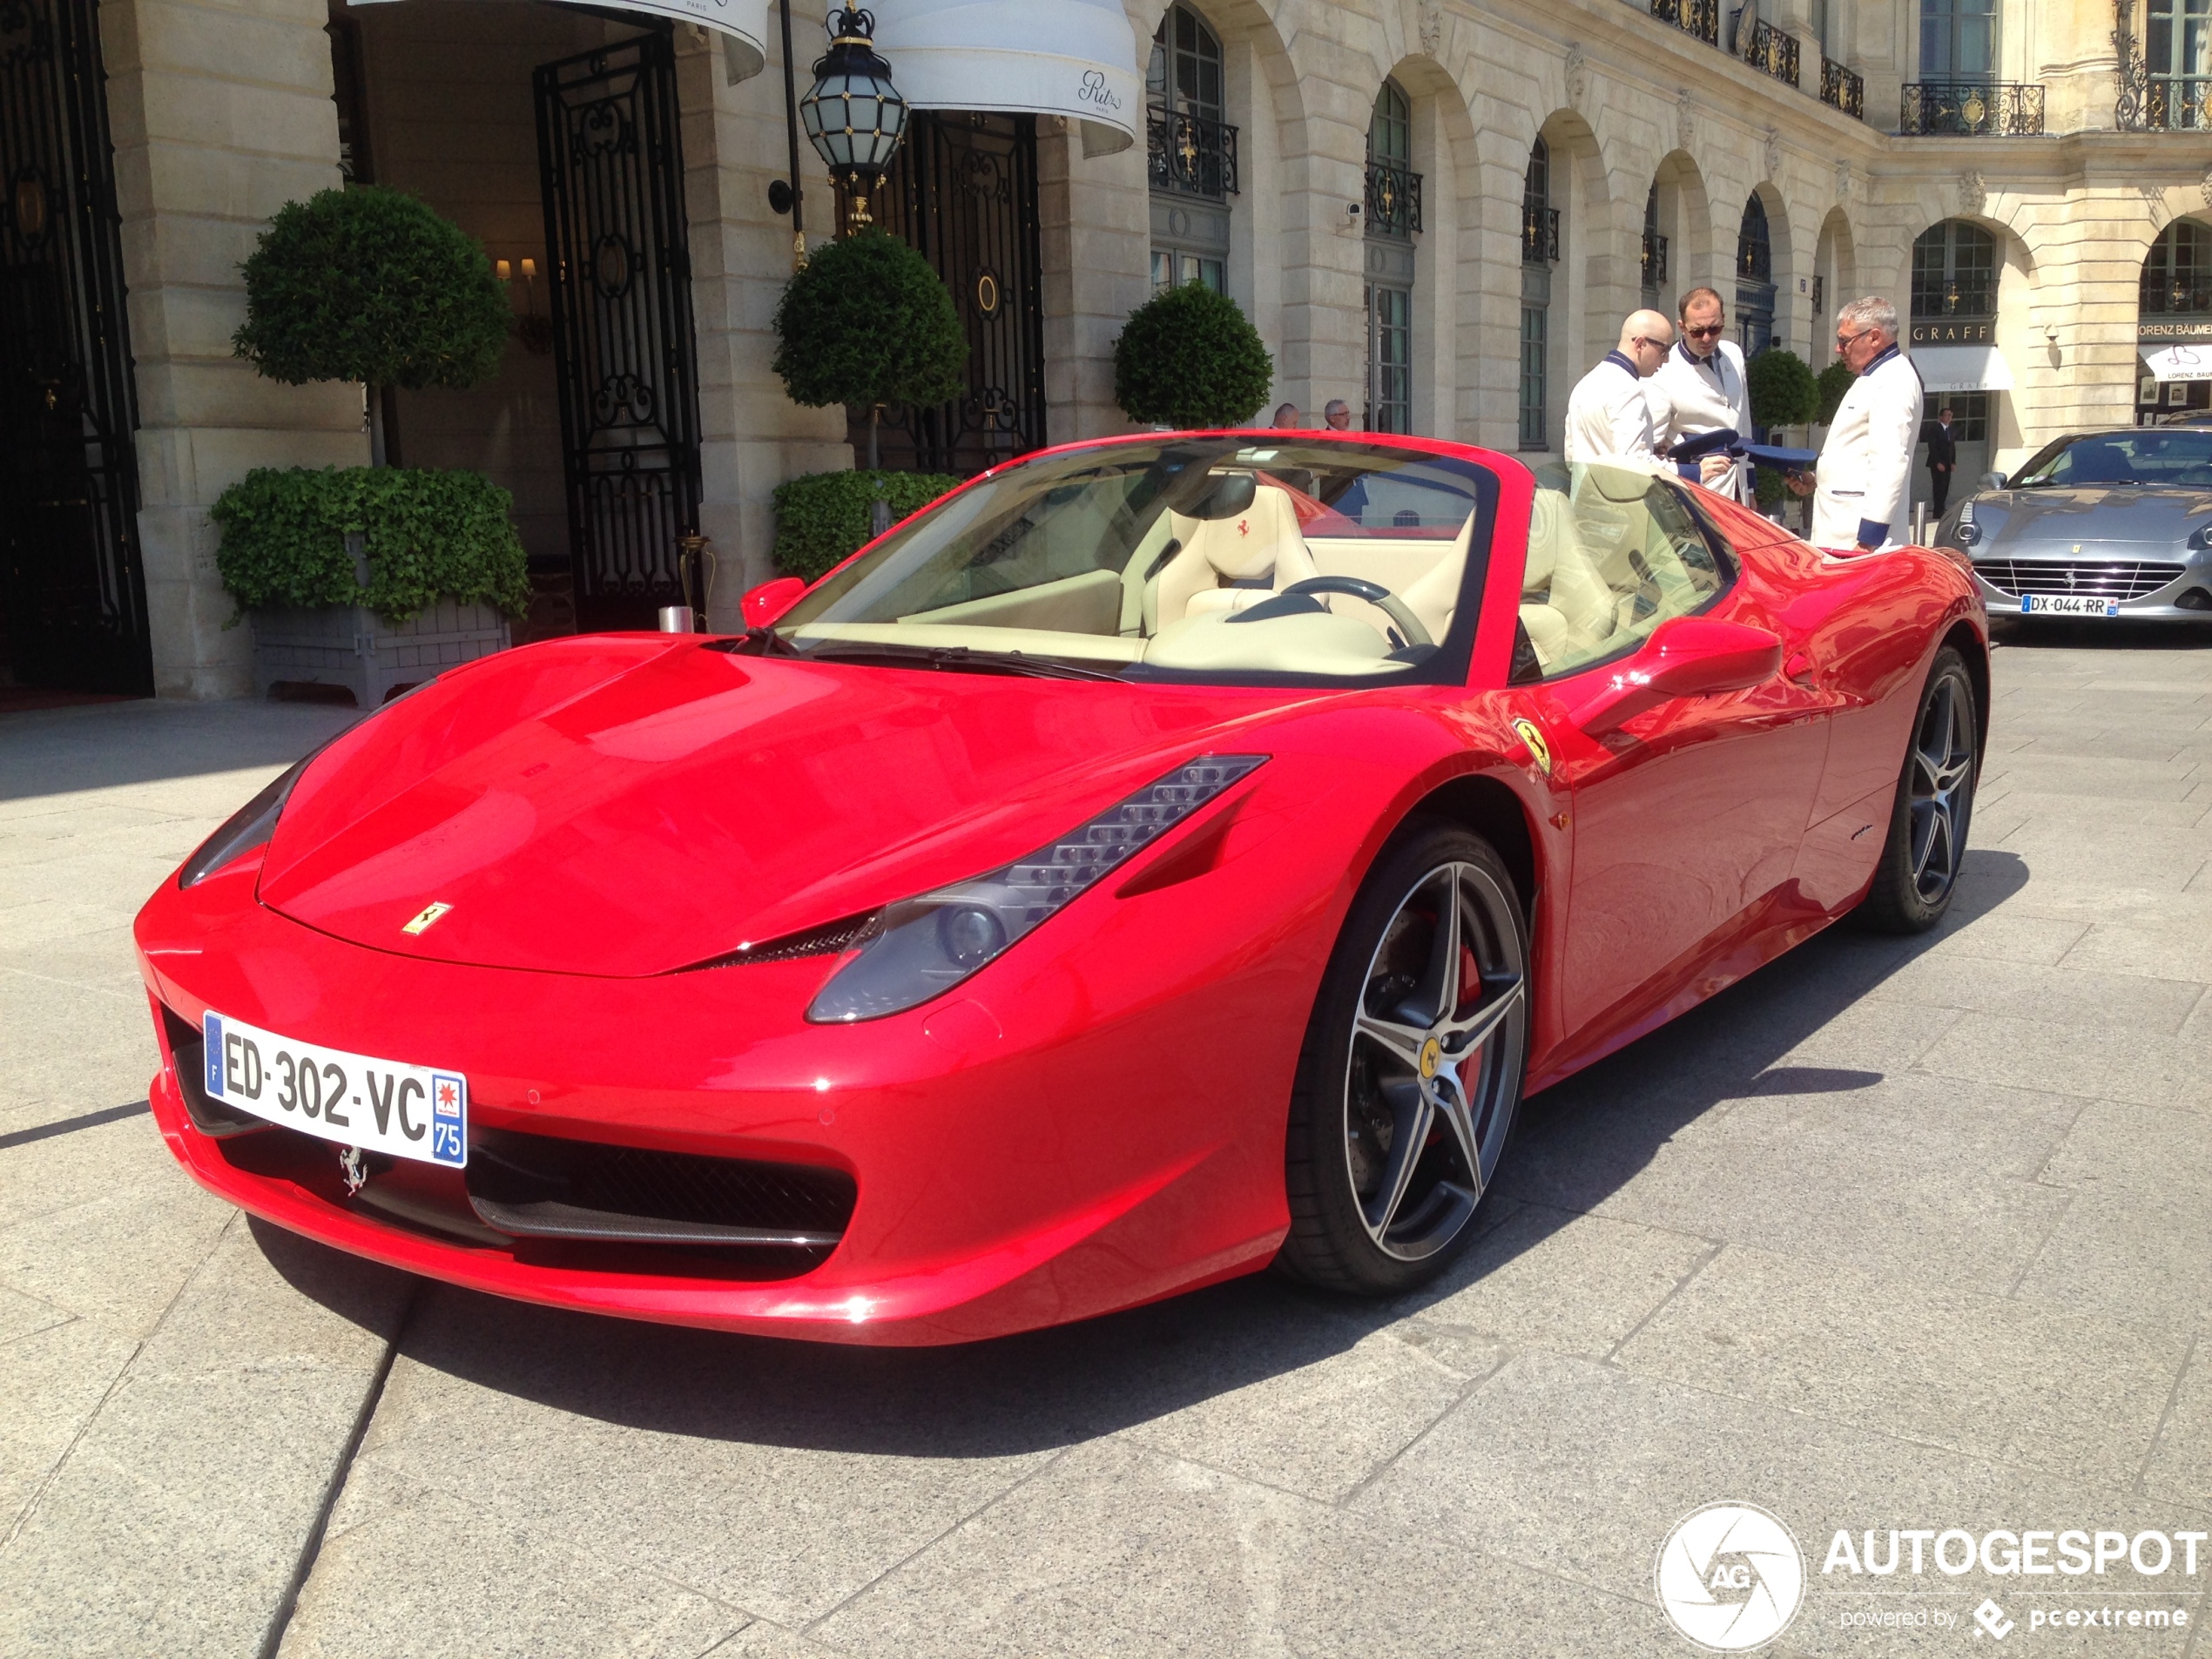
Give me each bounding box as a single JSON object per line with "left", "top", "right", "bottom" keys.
{"left": 1908, "top": 674, "right": 1976, "bottom": 904}
{"left": 1341, "top": 860, "right": 1527, "bottom": 1262}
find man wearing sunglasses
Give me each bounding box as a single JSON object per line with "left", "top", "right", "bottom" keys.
{"left": 1646, "top": 287, "right": 1755, "bottom": 503}
{"left": 1564, "top": 309, "right": 1676, "bottom": 465}
{"left": 1790, "top": 295, "right": 1925, "bottom": 553}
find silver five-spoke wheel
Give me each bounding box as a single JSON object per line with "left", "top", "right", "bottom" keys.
{"left": 1281, "top": 824, "right": 1530, "bottom": 1293}
{"left": 1860, "top": 646, "right": 1980, "bottom": 934}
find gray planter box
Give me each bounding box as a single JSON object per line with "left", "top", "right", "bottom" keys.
{"left": 252, "top": 597, "right": 510, "bottom": 706}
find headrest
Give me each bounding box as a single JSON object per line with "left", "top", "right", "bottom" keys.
{"left": 1184, "top": 473, "right": 1258, "bottom": 520}
{"left": 1523, "top": 492, "right": 1563, "bottom": 591}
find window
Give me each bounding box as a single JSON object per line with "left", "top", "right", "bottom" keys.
{"left": 2009, "top": 429, "right": 2212, "bottom": 489}
{"left": 1364, "top": 79, "right": 1416, "bottom": 433}
{"left": 1912, "top": 220, "right": 1997, "bottom": 319}
{"left": 1518, "top": 465, "right": 1730, "bottom": 678}
{"left": 1736, "top": 195, "right": 1775, "bottom": 356}
{"left": 2141, "top": 220, "right": 2212, "bottom": 315}
{"left": 1519, "top": 308, "right": 1548, "bottom": 451}
{"left": 1920, "top": 394, "right": 1988, "bottom": 448}
{"left": 1642, "top": 185, "right": 1663, "bottom": 304}
{"left": 1919, "top": 0, "right": 1996, "bottom": 79}
{"left": 1148, "top": 4, "right": 1232, "bottom": 285}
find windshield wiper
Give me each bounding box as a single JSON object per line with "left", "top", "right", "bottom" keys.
{"left": 801, "top": 641, "right": 1125, "bottom": 681}
{"left": 708, "top": 627, "right": 806, "bottom": 658}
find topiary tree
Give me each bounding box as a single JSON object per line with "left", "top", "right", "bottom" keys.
{"left": 1113, "top": 283, "right": 1274, "bottom": 428}
{"left": 1747, "top": 347, "right": 1818, "bottom": 432}
{"left": 233, "top": 186, "right": 509, "bottom": 461}
{"left": 772, "top": 231, "right": 967, "bottom": 472}
{"left": 1814, "top": 358, "right": 1857, "bottom": 427}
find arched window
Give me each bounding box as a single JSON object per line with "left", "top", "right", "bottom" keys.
{"left": 1912, "top": 220, "right": 1996, "bottom": 318}
{"left": 1146, "top": 3, "right": 1233, "bottom": 293}
{"left": 1736, "top": 195, "right": 1775, "bottom": 354}
{"left": 1519, "top": 138, "right": 1554, "bottom": 449}
{"left": 2141, "top": 220, "right": 2212, "bottom": 315}
{"left": 1364, "top": 78, "right": 1417, "bottom": 433}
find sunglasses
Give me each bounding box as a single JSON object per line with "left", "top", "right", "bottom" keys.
{"left": 1837, "top": 329, "right": 1869, "bottom": 348}
{"left": 1684, "top": 323, "right": 1724, "bottom": 339}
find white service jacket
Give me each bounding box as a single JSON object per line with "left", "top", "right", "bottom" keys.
{"left": 1812, "top": 345, "right": 1925, "bottom": 550}
{"left": 1562, "top": 352, "right": 1657, "bottom": 466}
{"left": 1645, "top": 338, "right": 1753, "bottom": 503}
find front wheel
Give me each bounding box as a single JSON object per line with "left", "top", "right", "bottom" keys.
{"left": 1278, "top": 823, "right": 1530, "bottom": 1295}
{"left": 1857, "top": 646, "right": 1980, "bottom": 934}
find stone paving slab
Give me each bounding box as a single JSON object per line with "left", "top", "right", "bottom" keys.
{"left": 4, "top": 636, "right": 2212, "bottom": 1656}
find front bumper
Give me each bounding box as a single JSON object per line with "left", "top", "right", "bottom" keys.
{"left": 1971, "top": 547, "right": 2212, "bottom": 621}
{"left": 135, "top": 853, "right": 1315, "bottom": 1345}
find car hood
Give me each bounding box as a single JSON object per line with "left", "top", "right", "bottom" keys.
{"left": 257, "top": 637, "right": 1304, "bottom": 978}
{"left": 1973, "top": 486, "right": 2212, "bottom": 550}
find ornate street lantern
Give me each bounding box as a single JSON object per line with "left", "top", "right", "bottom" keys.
{"left": 799, "top": 9, "right": 910, "bottom": 235}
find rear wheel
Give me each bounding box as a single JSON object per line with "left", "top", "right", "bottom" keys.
{"left": 1857, "top": 646, "right": 1979, "bottom": 934}
{"left": 1278, "top": 823, "right": 1530, "bottom": 1295}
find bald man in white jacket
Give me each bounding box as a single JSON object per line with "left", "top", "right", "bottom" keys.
{"left": 1562, "top": 310, "right": 1675, "bottom": 465}
{"left": 1804, "top": 296, "right": 1925, "bottom": 551}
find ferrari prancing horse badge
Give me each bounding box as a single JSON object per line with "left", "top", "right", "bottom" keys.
{"left": 401, "top": 901, "right": 453, "bottom": 936}
{"left": 1512, "top": 718, "right": 1553, "bottom": 778}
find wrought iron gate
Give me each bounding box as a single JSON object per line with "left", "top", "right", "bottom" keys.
{"left": 535, "top": 31, "right": 701, "bottom": 633}
{"left": 851, "top": 112, "right": 1046, "bottom": 475}
{"left": 0, "top": 0, "right": 149, "bottom": 693}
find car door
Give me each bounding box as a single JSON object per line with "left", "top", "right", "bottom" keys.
{"left": 1509, "top": 466, "right": 1831, "bottom": 1040}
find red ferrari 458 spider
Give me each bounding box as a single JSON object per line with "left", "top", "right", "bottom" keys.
{"left": 135, "top": 434, "right": 1985, "bottom": 1344}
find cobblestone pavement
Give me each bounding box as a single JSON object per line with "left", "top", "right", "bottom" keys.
{"left": 3, "top": 632, "right": 2210, "bottom": 1658}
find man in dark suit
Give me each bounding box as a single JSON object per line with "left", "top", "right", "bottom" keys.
{"left": 1926, "top": 406, "right": 1958, "bottom": 517}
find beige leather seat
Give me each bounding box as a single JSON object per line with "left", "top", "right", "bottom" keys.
{"left": 1518, "top": 485, "right": 1631, "bottom": 670}
{"left": 1398, "top": 510, "right": 1480, "bottom": 644}
{"left": 1150, "top": 482, "right": 1318, "bottom": 629}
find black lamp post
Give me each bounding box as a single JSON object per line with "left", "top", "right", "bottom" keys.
{"left": 799, "top": 9, "right": 909, "bottom": 236}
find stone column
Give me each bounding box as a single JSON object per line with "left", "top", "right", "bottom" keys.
{"left": 100, "top": 0, "right": 366, "bottom": 699}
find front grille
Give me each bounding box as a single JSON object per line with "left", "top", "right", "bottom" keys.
{"left": 1973, "top": 559, "right": 2187, "bottom": 600}
{"left": 464, "top": 1128, "right": 856, "bottom": 1256}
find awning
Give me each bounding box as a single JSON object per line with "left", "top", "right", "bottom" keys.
{"left": 871, "top": 0, "right": 1143, "bottom": 156}
{"left": 1910, "top": 342, "right": 2015, "bottom": 395}
{"left": 347, "top": 0, "right": 766, "bottom": 83}
{"left": 2141, "top": 344, "right": 2212, "bottom": 382}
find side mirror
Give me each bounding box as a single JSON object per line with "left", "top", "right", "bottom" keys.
{"left": 1979, "top": 470, "right": 2007, "bottom": 491}
{"left": 1571, "top": 617, "right": 1785, "bottom": 736}
{"left": 742, "top": 576, "right": 806, "bottom": 628}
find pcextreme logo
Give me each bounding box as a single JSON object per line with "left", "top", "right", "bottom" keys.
{"left": 1656, "top": 1502, "right": 1806, "bottom": 1651}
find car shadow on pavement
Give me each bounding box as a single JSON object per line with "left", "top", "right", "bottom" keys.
{"left": 253, "top": 849, "right": 2031, "bottom": 1460}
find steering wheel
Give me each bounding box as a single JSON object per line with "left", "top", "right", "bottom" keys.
{"left": 1275, "top": 577, "right": 1433, "bottom": 650}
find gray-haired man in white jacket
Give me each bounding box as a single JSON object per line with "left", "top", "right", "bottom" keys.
{"left": 1795, "top": 295, "right": 1925, "bottom": 551}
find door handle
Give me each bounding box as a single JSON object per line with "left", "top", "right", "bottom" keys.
{"left": 1784, "top": 651, "right": 1817, "bottom": 685}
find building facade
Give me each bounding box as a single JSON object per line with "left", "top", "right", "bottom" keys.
{"left": 3, "top": 0, "right": 2208, "bottom": 698}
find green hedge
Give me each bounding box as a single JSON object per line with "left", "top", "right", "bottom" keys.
{"left": 233, "top": 186, "right": 509, "bottom": 391}
{"left": 772, "top": 232, "right": 967, "bottom": 414}
{"left": 1747, "top": 347, "right": 1817, "bottom": 430}
{"left": 771, "top": 469, "right": 961, "bottom": 582}
{"left": 210, "top": 466, "right": 531, "bottom": 622}
{"left": 1113, "top": 283, "right": 1274, "bottom": 428}
{"left": 1814, "top": 359, "right": 1857, "bottom": 427}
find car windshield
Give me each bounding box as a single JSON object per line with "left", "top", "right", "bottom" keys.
{"left": 2009, "top": 430, "right": 2212, "bottom": 489}
{"left": 766, "top": 438, "right": 1499, "bottom": 685}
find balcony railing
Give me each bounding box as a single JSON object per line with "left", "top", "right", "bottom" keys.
{"left": 1523, "top": 205, "right": 1560, "bottom": 265}
{"left": 2146, "top": 78, "right": 2212, "bottom": 130}
{"left": 1649, "top": 0, "right": 1719, "bottom": 49}
{"left": 1366, "top": 159, "right": 1423, "bottom": 239}
{"left": 1146, "top": 108, "right": 1240, "bottom": 201}
{"left": 1743, "top": 17, "right": 1798, "bottom": 86}
{"left": 1642, "top": 229, "right": 1669, "bottom": 289}
{"left": 1899, "top": 81, "right": 2046, "bottom": 136}
{"left": 1820, "top": 57, "right": 1864, "bottom": 118}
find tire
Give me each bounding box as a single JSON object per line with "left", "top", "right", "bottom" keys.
{"left": 1278, "top": 821, "right": 1531, "bottom": 1295}
{"left": 1856, "top": 646, "right": 1980, "bottom": 934}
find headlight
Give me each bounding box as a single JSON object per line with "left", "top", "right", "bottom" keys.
{"left": 806, "top": 753, "right": 1268, "bottom": 1022}
{"left": 177, "top": 760, "right": 308, "bottom": 888}
{"left": 1954, "top": 522, "right": 1982, "bottom": 546}
{"left": 2188, "top": 523, "right": 2212, "bottom": 550}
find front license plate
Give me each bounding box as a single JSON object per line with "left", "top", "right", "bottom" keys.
{"left": 2020, "top": 595, "right": 2120, "bottom": 617}
{"left": 201, "top": 1011, "right": 467, "bottom": 1166}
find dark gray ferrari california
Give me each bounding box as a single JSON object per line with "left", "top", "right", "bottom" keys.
{"left": 1939, "top": 427, "right": 2212, "bottom": 622}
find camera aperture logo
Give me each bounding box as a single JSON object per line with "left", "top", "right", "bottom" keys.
{"left": 1657, "top": 1502, "right": 1806, "bottom": 1651}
